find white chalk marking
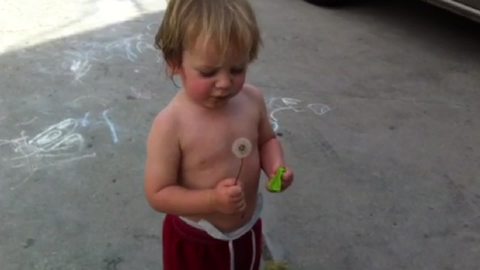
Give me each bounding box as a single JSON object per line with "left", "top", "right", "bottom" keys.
{"left": 146, "top": 23, "right": 159, "bottom": 31}
{"left": 68, "top": 96, "right": 108, "bottom": 107}
{"left": 8, "top": 152, "right": 97, "bottom": 191}
{"left": 280, "top": 98, "right": 305, "bottom": 112}
{"left": 104, "top": 34, "right": 153, "bottom": 62}
{"left": 308, "top": 103, "right": 331, "bottom": 116}
{"left": 9, "top": 173, "right": 34, "bottom": 191}
{"left": 0, "top": 118, "right": 95, "bottom": 173}
{"left": 70, "top": 59, "right": 92, "bottom": 81}
{"left": 102, "top": 110, "right": 119, "bottom": 144}
{"left": 130, "top": 87, "right": 153, "bottom": 100}
{"left": 267, "top": 97, "right": 332, "bottom": 132}
{"left": 81, "top": 112, "right": 90, "bottom": 127}
{"left": 269, "top": 98, "right": 304, "bottom": 122}
{"left": 16, "top": 116, "right": 38, "bottom": 127}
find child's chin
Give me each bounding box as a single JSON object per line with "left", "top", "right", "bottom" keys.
{"left": 206, "top": 99, "right": 229, "bottom": 109}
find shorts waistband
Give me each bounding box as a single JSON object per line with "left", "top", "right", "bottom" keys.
{"left": 179, "top": 193, "right": 263, "bottom": 241}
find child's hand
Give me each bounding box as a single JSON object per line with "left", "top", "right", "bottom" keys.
{"left": 281, "top": 167, "right": 294, "bottom": 191}
{"left": 212, "top": 178, "right": 246, "bottom": 214}
{"left": 267, "top": 167, "right": 294, "bottom": 192}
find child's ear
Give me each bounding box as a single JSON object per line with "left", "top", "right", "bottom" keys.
{"left": 167, "top": 60, "right": 182, "bottom": 75}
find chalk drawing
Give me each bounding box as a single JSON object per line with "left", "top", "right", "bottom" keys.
{"left": 0, "top": 119, "right": 91, "bottom": 167}
{"left": 130, "top": 87, "right": 145, "bottom": 99}
{"left": 70, "top": 32, "right": 156, "bottom": 64}
{"left": 70, "top": 59, "right": 92, "bottom": 81}
{"left": 73, "top": 110, "right": 119, "bottom": 144}
{"left": 267, "top": 97, "right": 331, "bottom": 132}
{"left": 79, "top": 111, "right": 119, "bottom": 144}
{"left": 62, "top": 50, "right": 98, "bottom": 82}
{"left": 146, "top": 23, "right": 159, "bottom": 32}
{"left": 0, "top": 118, "right": 96, "bottom": 189}
{"left": 16, "top": 116, "right": 38, "bottom": 127}
{"left": 31, "top": 24, "right": 158, "bottom": 82}
{"left": 81, "top": 112, "right": 91, "bottom": 127}
{"left": 130, "top": 86, "right": 159, "bottom": 100}
{"left": 68, "top": 96, "right": 109, "bottom": 108}
{"left": 307, "top": 103, "right": 331, "bottom": 116}
{"left": 67, "top": 96, "right": 119, "bottom": 143}
{"left": 0, "top": 106, "right": 120, "bottom": 189}
{"left": 102, "top": 110, "right": 119, "bottom": 144}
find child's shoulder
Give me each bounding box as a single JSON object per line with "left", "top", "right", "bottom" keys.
{"left": 241, "top": 83, "right": 266, "bottom": 103}
{"left": 149, "top": 98, "right": 182, "bottom": 134}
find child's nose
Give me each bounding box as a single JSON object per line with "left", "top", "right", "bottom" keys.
{"left": 215, "top": 71, "right": 233, "bottom": 89}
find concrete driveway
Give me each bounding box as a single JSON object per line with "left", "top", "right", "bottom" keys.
{"left": 1, "top": 0, "right": 479, "bottom": 269}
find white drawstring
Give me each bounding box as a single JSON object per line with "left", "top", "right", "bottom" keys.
{"left": 249, "top": 229, "right": 256, "bottom": 270}
{"left": 229, "top": 240, "right": 235, "bottom": 270}
{"left": 229, "top": 229, "right": 256, "bottom": 270}
{"left": 179, "top": 194, "right": 263, "bottom": 270}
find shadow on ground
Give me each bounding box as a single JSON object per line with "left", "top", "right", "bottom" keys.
{"left": 0, "top": 11, "right": 173, "bottom": 270}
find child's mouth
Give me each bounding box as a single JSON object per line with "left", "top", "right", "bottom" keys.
{"left": 213, "top": 95, "right": 230, "bottom": 102}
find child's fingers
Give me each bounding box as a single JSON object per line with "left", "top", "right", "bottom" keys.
{"left": 229, "top": 184, "right": 246, "bottom": 201}
{"left": 265, "top": 181, "right": 273, "bottom": 191}
{"left": 238, "top": 202, "right": 246, "bottom": 212}
{"left": 228, "top": 186, "right": 242, "bottom": 197}
{"left": 235, "top": 198, "right": 246, "bottom": 209}
{"left": 282, "top": 179, "right": 292, "bottom": 191}
{"left": 281, "top": 169, "right": 293, "bottom": 191}
{"left": 230, "top": 192, "right": 244, "bottom": 203}
{"left": 283, "top": 168, "right": 293, "bottom": 179}
{"left": 222, "top": 178, "right": 237, "bottom": 186}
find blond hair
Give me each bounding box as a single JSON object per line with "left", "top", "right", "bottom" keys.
{"left": 155, "top": 0, "right": 261, "bottom": 70}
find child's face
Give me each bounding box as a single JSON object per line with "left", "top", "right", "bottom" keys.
{"left": 176, "top": 39, "right": 249, "bottom": 109}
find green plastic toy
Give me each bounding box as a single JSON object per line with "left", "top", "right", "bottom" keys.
{"left": 267, "top": 167, "right": 286, "bottom": 192}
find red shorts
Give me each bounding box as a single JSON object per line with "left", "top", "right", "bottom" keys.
{"left": 162, "top": 215, "right": 263, "bottom": 270}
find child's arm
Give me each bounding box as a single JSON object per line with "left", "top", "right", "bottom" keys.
{"left": 260, "top": 127, "right": 294, "bottom": 192}
{"left": 249, "top": 85, "right": 294, "bottom": 191}
{"left": 144, "top": 111, "right": 212, "bottom": 215}
{"left": 258, "top": 107, "right": 286, "bottom": 176}
{"left": 144, "top": 111, "right": 245, "bottom": 216}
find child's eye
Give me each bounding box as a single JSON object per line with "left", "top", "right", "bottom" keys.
{"left": 199, "top": 70, "right": 217, "bottom": 78}
{"left": 230, "top": 67, "right": 245, "bottom": 75}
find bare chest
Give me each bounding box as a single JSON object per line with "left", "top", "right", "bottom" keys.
{"left": 178, "top": 108, "right": 260, "bottom": 188}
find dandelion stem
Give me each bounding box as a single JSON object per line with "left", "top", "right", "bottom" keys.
{"left": 235, "top": 158, "right": 243, "bottom": 185}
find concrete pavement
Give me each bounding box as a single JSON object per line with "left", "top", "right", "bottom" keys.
{"left": 1, "top": 0, "right": 480, "bottom": 269}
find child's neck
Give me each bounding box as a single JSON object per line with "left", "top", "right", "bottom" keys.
{"left": 180, "top": 90, "right": 231, "bottom": 114}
